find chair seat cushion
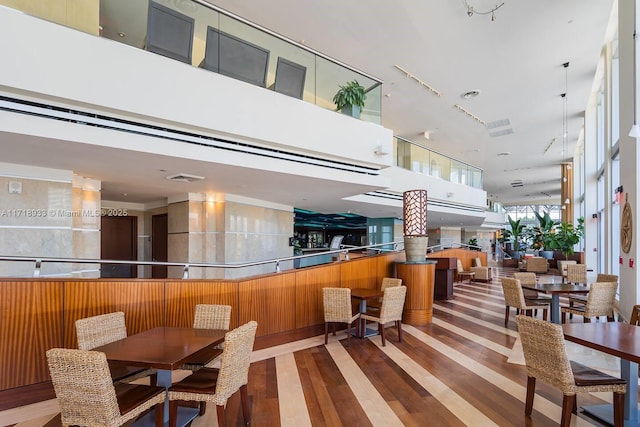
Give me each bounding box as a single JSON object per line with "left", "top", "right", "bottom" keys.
{"left": 114, "top": 382, "right": 165, "bottom": 415}
{"left": 571, "top": 361, "right": 626, "bottom": 386}
{"left": 169, "top": 367, "right": 220, "bottom": 394}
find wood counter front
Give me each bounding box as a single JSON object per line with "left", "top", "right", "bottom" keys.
{"left": 396, "top": 261, "right": 436, "bottom": 325}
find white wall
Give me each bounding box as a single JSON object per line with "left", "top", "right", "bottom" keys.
{"left": 0, "top": 6, "right": 393, "bottom": 169}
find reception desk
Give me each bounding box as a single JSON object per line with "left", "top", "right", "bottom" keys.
{"left": 396, "top": 261, "right": 436, "bottom": 325}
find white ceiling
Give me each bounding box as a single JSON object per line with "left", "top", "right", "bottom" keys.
{"left": 203, "top": 0, "right": 614, "bottom": 206}
{"left": 2, "top": 1, "right": 616, "bottom": 228}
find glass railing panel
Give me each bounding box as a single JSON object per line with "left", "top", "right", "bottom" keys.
{"left": 430, "top": 152, "right": 451, "bottom": 180}
{"left": 394, "top": 137, "right": 483, "bottom": 189}
{"left": 92, "top": 0, "right": 382, "bottom": 125}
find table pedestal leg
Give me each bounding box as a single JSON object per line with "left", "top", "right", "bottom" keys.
{"left": 550, "top": 294, "right": 560, "bottom": 324}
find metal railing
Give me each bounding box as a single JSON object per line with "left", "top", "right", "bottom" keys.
{"left": 0, "top": 241, "right": 402, "bottom": 279}
{"left": 0, "top": 241, "right": 492, "bottom": 278}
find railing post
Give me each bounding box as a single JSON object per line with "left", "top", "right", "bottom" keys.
{"left": 343, "top": 250, "right": 349, "bottom": 261}
{"left": 182, "top": 264, "right": 189, "bottom": 279}
{"left": 33, "top": 259, "right": 41, "bottom": 278}
{"left": 275, "top": 260, "right": 281, "bottom": 272}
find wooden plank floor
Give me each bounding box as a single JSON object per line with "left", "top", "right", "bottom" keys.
{"left": 1, "top": 266, "right": 625, "bottom": 426}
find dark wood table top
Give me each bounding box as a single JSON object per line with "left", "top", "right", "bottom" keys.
{"left": 563, "top": 322, "right": 640, "bottom": 363}
{"left": 350, "top": 288, "right": 384, "bottom": 300}
{"left": 521, "top": 282, "right": 590, "bottom": 295}
{"left": 94, "top": 327, "right": 226, "bottom": 370}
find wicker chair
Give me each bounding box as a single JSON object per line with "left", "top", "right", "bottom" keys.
{"left": 367, "top": 277, "right": 402, "bottom": 310}
{"left": 561, "top": 282, "right": 617, "bottom": 323}
{"left": 46, "top": 348, "right": 165, "bottom": 427}
{"left": 516, "top": 316, "right": 626, "bottom": 426}
{"left": 180, "top": 304, "right": 232, "bottom": 372}
{"left": 456, "top": 259, "right": 475, "bottom": 283}
{"left": 557, "top": 260, "right": 577, "bottom": 282}
{"left": 76, "top": 312, "right": 157, "bottom": 385}
{"left": 168, "top": 321, "right": 258, "bottom": 427}
{"left": 470, "top": 263, "right": 492, "bottom": 282}
{"left": 322, "top": 287, "right": 360, "bottom": 346}
{"left": 568, "top": 273, "right": 617, "bottom": 315}
{"left": 513, "top": 272, "right": 552, "bottom": 306}
{"left": 631, "top": 304, "right": 640, "bottom": 325}
{"left": 501, "top": 278, "right": 548, "bottom": 326}
{"left": 525, "top": 257, "right": 549, "bottom": 273}
{"left": 361, "top": 285, "right": 407, "bottom": 346}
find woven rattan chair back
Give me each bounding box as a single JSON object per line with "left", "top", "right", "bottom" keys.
{"left": 323, "top": 287, "right": 353, "bottom": 323}
{"left": 76, "top": 312, "right": 127, "bottom": 350}
{"left": 213, "top": 321, "right": 257, "bottom": 405}
{"left": 378, "top": 285, "right": 407, "bottom": 323}
{"left": 513, "top": 273, "right": 537, "bottom": 299}
{"left": 47, "top": 348, "right": 165, "bottom": 427}
{"left": 381, "top": 277, "right": 402, "bottom": 291}
{"left": 583, "top": 282, "right": 618, "bottom": 318}
{"left": 516, "top": 315, "right": 626, "bottom": 427}
{"left": 566, "top": 264, "right": 587, "bottom": 285}
{"left": 596, "top": 273, "right": 618, "bottom": 283}
{"left": 501, "top": 278, "right": 528, "bottom": 309}
{"left": 193, "top": 304, "right": 231, "bottom": 330}
{"left": 516, "top": 316, "right": 575, "bottom": 391}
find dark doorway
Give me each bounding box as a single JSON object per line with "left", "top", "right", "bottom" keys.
{"left": 152, "top": 214, "right": 168, "bottom": 278}
{"left": 101, "top": 216, "right": 137, "bottom": 278}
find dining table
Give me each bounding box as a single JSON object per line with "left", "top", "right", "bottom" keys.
{"left": 520, "top": 281, "right": 590, "bottom": 324}
{"left": 350, "top": 288, "right": 384, "bottom": 338}
{"left": 563, "top": 322, "right": 640, "bottom": 426}
{"left": 95, "top": 326, "right": 226, "bottom": 427}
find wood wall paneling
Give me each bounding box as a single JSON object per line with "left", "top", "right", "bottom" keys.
{"left": 238, "top": 274, "right": 296, "bottom": 337}
{"left": 294, "top": 264, "right": 341, "bottom": 329}
{"left": 339, "top": 256, "right": 379, "bottom": 289}
{"left": 63, "top": 281, "right": 165, "bottom": 348}
{"left": 164, "top": 280, "right": 240, "bottom": 329}
{"left": 0, "top": 281, "right": 63, "bottom": 389}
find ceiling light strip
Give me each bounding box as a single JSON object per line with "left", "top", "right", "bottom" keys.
{"left": 393, "top": 65, "right": 441, "bottom": 97}
{"left": 453, "top": 104, "right": 486, "bottom": 126}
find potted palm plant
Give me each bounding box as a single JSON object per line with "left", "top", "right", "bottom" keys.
{"left": 333, "top": 80, "right": 367, "bottom": 119}
{"left": 553, "top": 217, "right": 585, "bottom": 259}
{"left": 508, "top": 215, "right": 526, "bottom": 260}
{"left": 533, "top": 211, "right": 557, "bottom": 259}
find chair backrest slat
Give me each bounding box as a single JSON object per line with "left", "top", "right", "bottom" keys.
{"left": 381, "top": 278, "right": 402, "bottom": 291}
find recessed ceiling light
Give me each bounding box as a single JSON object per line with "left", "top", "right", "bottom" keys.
{"left": 118, "top": 32, "right": 126, "bottom": 38}
{"left": 497, "top": 152, "right": 511, "bottom": 156}
{"left": 461, "top": 90, "right": 481, "bottom": 99}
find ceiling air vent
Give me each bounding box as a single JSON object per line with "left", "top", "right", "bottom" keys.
{"left": 510, "top": 179, "right": 524, "bottom": 188}
{"left": 166, "top": 173, "right": 205, "bottom": 183}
